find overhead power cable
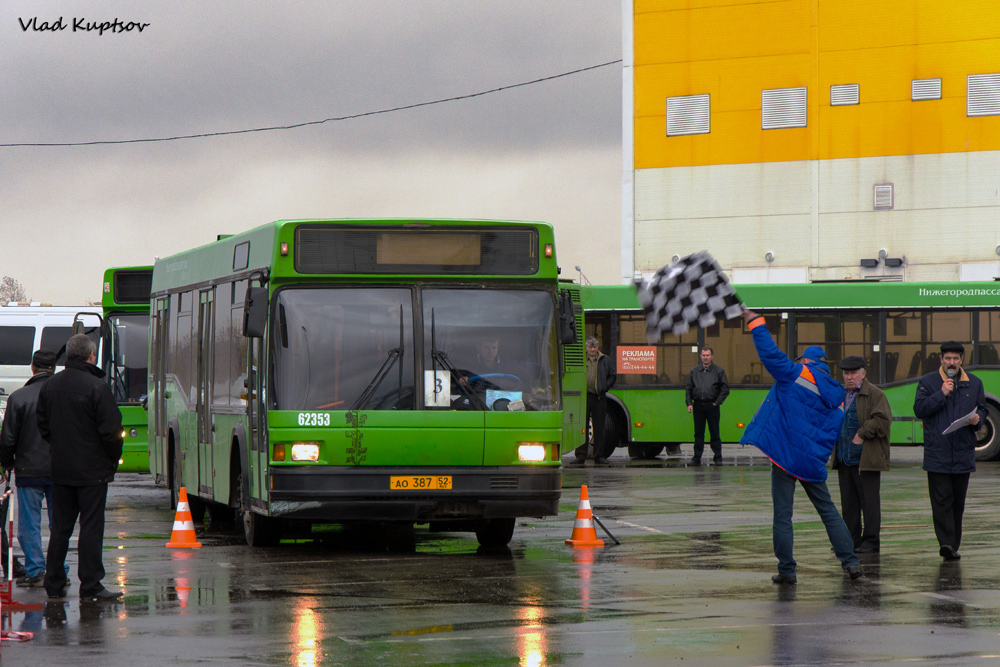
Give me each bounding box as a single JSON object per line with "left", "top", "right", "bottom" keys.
{"left": 2, "top": 59, "right": 622, "bottom": 148}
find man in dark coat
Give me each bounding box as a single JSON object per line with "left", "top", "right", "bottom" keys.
{"left": 0, "top": 350, "right": 57, "bottom": 586}
{"left": 913, "top": 341, "right": 987, "bottom": 561}
{"left": 574, "top": 336, "right": 618, "bottom": 465}
{"left": 37, "top": 334, "right": 123, "bottom": 600}
{"left": 685, "top": 346, "right": 730, "bottom": 465}
{"left": 832, "top": 356, "right": 892, "bottom": 554}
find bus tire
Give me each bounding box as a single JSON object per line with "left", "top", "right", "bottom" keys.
{"left": 605, "top": 406, "right": 625, "bottom": 451}
{"left": 475, "top": 518, "right": 515, "bottom": 548}
{"left": 170, "top": 438, "right": 204, "bottom": 523}
{"left": 238, "top": 468, "right": 281, "bottom": 547}
{"left": 974, "top": 403, "right": 1000, "bottom": 461}
{"left": 627, "top": 444, "right": 664, "bottom": 459}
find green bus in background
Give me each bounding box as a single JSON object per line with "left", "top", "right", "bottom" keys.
{"left": 582, "top": 281, "right": 1000, "bottom": 461}
{"left": 101, "top": 266, "right": 153, "bottom": 473}
{"left": 148, "top": 219, "right": 585, "bottom": 548}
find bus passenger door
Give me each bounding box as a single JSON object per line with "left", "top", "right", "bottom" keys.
{"left": 246, "top": 330, "right": 268, "bottom": 506}
{"left": 152, "top": 298, "right": 169, "bottom": 483}
{"left": 197, "top": 290, "right": 214, "bottom": 499}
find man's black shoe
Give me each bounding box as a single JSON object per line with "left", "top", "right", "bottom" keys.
{"left": 83, "top": 588, "right": 123, "bottom": 602}
{"left": 46, "top": 589, "right": 66, "bottom": 600}
{"left": 940, "top": 545, "right": 961, "bottom": 561}
{"left": 847, "top": 565, "right": 863, "bottom": 580}
{"left": 688, "top": 457, "right": 702, "bottom": 466}
{"left": 772, "top": 573, "right": 797, "bottom": 585}
{"left": 16, "top": 572, "right": 45, "bottom": 587}
{"left": 571, "top": 455, "right": 587, "bottom": 465}
{"left": 4, "top": 558, "right": 27, "bottom": 580}
{"left": 713, "top": 458, "right": 724, "bottom": 466}
{"left": 856, "top": 543, "right": 880, "bottom": 554}
{"left": 593, "top": 456, "right": 609, "bottom": 465}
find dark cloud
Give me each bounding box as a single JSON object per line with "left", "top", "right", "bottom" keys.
{"left": 1, "top": 1, "right": 624, "bottom": 302}
{"left": 3, "top": 1, "right": 621, "bottom": 153}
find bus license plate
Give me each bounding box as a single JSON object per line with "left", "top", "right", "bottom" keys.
{"left": 390, "top": 476, "right": 452, "bottom": 490}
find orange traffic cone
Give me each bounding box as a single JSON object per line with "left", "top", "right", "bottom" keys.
{"left": 166, "top": 487, "right": 202, "bottom": 548}
{"left": 565, "top": 485, "right": 604, "bottom": 547}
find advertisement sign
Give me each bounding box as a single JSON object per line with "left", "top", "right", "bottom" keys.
{"left": 618, "top": 346, "right": 656, "bottom": 374}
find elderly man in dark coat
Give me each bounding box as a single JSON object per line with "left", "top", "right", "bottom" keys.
{"left": 832, "top": 356, "right": 892, "bottom": 554}
{"left": 913, "top": 341, "right": 987, "bottom": 561}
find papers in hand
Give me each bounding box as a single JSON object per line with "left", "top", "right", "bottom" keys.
{"left": 942, "top": 408, "right": 979, "bottom": 435}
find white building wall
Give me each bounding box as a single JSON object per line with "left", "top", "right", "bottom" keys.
{"left": 634, "top": 150, "right": 1000, "bottom": 282}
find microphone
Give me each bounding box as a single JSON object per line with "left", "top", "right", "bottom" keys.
{"left": 946, "top": 369, "right": 956, "bottom": 379}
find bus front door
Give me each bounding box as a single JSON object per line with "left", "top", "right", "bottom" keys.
{"left": 196, "top": 289, "right": 214, "bottom": 500}
{"left": 152, "top": 298, "right": 169, "bottom": 484}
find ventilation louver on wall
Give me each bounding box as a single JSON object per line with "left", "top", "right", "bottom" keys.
{"left": 874, "top": 184, "right": 894, "bottom": 210}
{"left": 666, "top": 94, "right": 711, "bottom": 136}
{"left": 761, "top": 87, "right": 807, "bottom": 129}
{"left": 830, "top": 84, "right": 860, "bottom": 106}
{"left": 911, "top": 78, "right": 942, "bottom": 101}
{"left": 968, "top": 73, "right": 1000, "bottom": 117}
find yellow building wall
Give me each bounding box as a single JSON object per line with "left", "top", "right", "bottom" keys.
{"left": 634, "top": 0, "right": 1000, "bottom": 169}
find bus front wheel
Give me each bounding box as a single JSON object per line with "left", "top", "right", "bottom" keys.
{"left": 974, "top": 403, "right": 1000, "bottom": 461}
{"left": 475, "top": 518, "right": 515, "bottom": 548}
{"left": 238, "top": 469, "right": 281, "bottom": 547}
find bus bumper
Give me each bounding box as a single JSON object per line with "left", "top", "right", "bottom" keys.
{"left": 268, "top": 466, "right": 561, "bottom": 521}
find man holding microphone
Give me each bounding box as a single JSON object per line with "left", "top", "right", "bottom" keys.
{"left": 913, "top": 341, "right": 986, "bottom": 561}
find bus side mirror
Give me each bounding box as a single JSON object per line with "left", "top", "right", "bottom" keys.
{"left": 243, "top": 287, "right": 268, "bottom": 338}
{"left": 558, "top": 292, "right": 577, "bottom": 345}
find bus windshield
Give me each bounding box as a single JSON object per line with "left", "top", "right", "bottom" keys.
{"left": 105, "top": 313, "right": 149, "bottom": 403}
{"left": 424, "top": 289, "right": 559, "bottom": 411}
{"left": 271, "top": 288, "right": 416, "bottom": 411}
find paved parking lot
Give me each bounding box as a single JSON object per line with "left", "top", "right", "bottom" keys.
{"left": 2, "top": 444, "right": 999, "bottom": 666}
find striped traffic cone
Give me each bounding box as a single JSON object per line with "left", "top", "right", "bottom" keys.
{"left": 565, "top": 485, "right": 605, "bottom": 547}
{"left": 166, "top": 487, "right": 203, "bottom": 548}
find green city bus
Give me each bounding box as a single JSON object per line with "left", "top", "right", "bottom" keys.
{"left": 582, "top": 281, "right": 1000, "bottom": 461}
{"left": 101, "top": 267, "right": 153, "bottom": 472}
{"left": 148, "top": 219, "right": 585, "bottom": 547}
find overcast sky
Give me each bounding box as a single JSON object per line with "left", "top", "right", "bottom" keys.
{"left": 2, "top": 1, "right": 623, "bottom": 303}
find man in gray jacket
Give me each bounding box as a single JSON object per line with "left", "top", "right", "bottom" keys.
{"left": 0, "top": 350, "right": 57, "bottom": 586}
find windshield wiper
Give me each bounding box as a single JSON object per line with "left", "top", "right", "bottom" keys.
{"left": 429, "top": 308, "right": 487, "bottom": 411}
{"left": 351, "top": 305, "right": 405, "bottom": 411}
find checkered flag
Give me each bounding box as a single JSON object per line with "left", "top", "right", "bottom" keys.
{"left": 636, "top": 251, "right": 743, "bottom": 342}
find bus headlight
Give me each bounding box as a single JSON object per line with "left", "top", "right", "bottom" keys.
{"left": 291, "top": 442, "right": 321, "bottom": 461}
{"left": 518, "top": 443, "right": 546, "bottom": 462}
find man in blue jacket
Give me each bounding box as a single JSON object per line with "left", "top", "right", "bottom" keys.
{"left": 913, "top": 341, "right": 986, "bottom": 561}
{"left": 740, "top": 310, "right": 861, "bottom": 584}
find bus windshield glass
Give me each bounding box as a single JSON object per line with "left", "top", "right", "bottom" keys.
{"left": 105, "top": 313, "right": 149, "bottom": 403}
{"left": 271, "top": 288, "right": 415, "bottom": 411}
{"left": 424, "top": 289, "right": 559, "bottom": 411}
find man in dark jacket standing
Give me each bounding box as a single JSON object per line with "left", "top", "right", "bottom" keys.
{"left": 739, "top": 310, "right": 861, "bottom": 585}
{"left": 574, "top": 336, "right": 618, "bottom": 465}
{"left": 685, "top": 347, "right": 730, "bottom": 465}
{"left": 913, "top": 341, "right": 986, "bottom": 561}
{"left": 832, "top": 356, "right": 892, "bottom": 554}
{"left": 0, "top": 350, "right": 57, "bottom": 586}
{"left": 37, "top": 335, "right": 123, "bottom": 601}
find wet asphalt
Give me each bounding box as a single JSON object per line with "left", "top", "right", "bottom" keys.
{"left": 2, "top": 445, "right": 999, "bottom": 666}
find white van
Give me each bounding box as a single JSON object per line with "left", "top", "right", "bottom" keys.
{"left": 0, "top": 303, "right": 102, "bottom": 396}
